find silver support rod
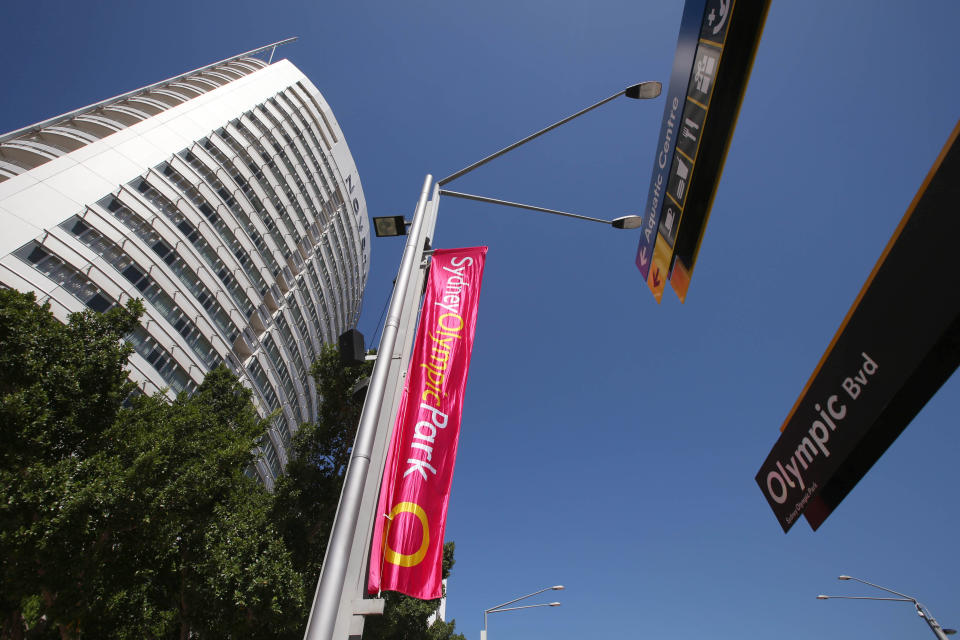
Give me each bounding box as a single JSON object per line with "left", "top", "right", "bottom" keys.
{"left": 330, "top": 183, "right": 441, "bottom": 640}
{"left": 488, "top": 603, "right": 559, "bottom": 614}
{"left": 0, "top": 37, "right": 298, "bottom": 143}
{"left": 439, "top": 189, "right": 611, "bottom": 225}
{"left": 437, "top": 87, "right": 627, "bottom": 186}
{"left": 824, "top": 576, "right": 954, "bottom": 640}
{"left": 303, "top": 174, "right": 435, "bottom": 640}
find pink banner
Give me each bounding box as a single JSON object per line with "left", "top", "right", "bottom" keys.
{"left": 368, "top": 246, "right": 488, "bottom": 599}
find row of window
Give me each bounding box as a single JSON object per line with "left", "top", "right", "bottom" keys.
{"left": 13, "top": 241, "right": 195, "bottom": 396}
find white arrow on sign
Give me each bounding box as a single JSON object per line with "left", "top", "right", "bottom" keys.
{"left": 638, "top": 247, "right": 649, "bottom": 266}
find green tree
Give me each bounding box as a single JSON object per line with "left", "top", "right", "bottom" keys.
{"left": 0, "top": 291, "right": 304, "bottom": 639}
{"left": 0, "top": 290, "right": 142, "bottom": 638}
{"left": 92, "top": 366, "right": 305, "bottom": 639}
{"left": 272, "top": 344, "right": 373, "bottom": 579}
{"left": 1, "top": 289, "right": 465, "bottom": 639}
{"left": 364, "top": 542, "right": 466, "bottom": 640}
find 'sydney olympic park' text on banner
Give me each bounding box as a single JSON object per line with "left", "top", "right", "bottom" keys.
{"left": 368, "top": 246, "right": 487, "bottom": 599}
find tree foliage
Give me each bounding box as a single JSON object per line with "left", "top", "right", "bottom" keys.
{"left": 272, "top": 343, "right": 373, "bottom": 580}
{"left": 1, "top": 291, "right": 465, "bottom": 639}
{"left": 0, "top": 290, "right": 142, "bottom": 639}
{"left": 364, "top": 542, "right": 466, "bottom": 640}
{"left": 0, "top": 291, "right": 302, "bottom": 639}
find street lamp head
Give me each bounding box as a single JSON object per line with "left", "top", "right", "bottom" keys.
{"left": 373, "top": 215, "right": 408, "bottom": 237}
{"left": 611, "top": 215, "right": 644, "bottom": 229}
{"left": 551, "top": 585, "right": 565, "bottom": 591}
{"left": 943, "top": 629, "right": 957, "bottom": 635}
{"left": 838, "top": 575, "right": 852, "bottom": 581}
{"left": 817, "top": 595, "right": 830, "bottom": 600}
{"left": 549, "top": 602, "right": 562, "bottom": 607}
{"left": 624, "top": 81, "right": 662, "bottom": 100}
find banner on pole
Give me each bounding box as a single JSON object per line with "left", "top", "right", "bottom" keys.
{"left": 368, "top": 246, "right": 487, "bottom": 599}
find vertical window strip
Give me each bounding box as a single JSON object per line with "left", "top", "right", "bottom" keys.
{"left": 126, "top": 326, "right": 195, "bottom": 395}
{"left": 318, "top": 236, "right": 347, "bottom": 323}
{"left": 262, "top": 333, "right": 304, "bottom": 424}
{"left": 274, "top": 310, "right": 307, "bottom": 384}
{"left": 188, "top": 142, "right": 284, "bottom": 282}
{"left": 250, "top": 114, "right": 314, "bottom": 234}
{"left": 294, "top": 81, "right": 338, "bottom": 145}
{"left": 287, "top": 295, "right": 316, "bottom": 362}
{"left": 227, "top": 122, "right": 303, "bottom": 253}
{"left": 303, "top": 263, "right": 333, "bottom": 342}
{"left": 134, "top": 175, "right": 256, "bottom": 321}
{"left": 163, "top": 161, "right": 269, "bottom": 298}
{"left": 216, "top": 129, "right": 291, "bottom": 271}
{"left": 307, "top": 252, "right": 336, "bottom": 324}
{"left": 328, "top": 214, "right": 357, "bottom": 302}
{"left": 260, "top": 435, "right": 282, "bottom": 478}
{"left": 297, "top": 272, "right": 328, "bottom": 345}
{"left": 262, "top": 98, "right": 328, "bottom": 225}
{"left": 247, "top": 357, "right": 293, "bottom": 454}
{"left": 276, "top": 95, "right": 362, "bottom": 290}
{"left": 100, "top": 195, "right": 240, "bottom": 344}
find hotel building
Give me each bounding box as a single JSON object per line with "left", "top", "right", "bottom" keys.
{"left": 0, "top": 41, "right": 370, "bottom": 486}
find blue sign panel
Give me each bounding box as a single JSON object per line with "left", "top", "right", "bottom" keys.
{"left": 637, "top": 0, "right": 770, "bottom": 302}
{"left": 635, "top": 0, "right": 707, "bottom": 280}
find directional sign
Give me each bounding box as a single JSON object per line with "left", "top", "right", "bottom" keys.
{"left": 755, "top": 120, "right": 960, "bottom": 533}
{"left": 636, "top": 0, "right": 770, "bottom": 302}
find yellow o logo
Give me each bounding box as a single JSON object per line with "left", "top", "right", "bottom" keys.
{"left": 384, "top": 502, "right": 430, "bottom": 567}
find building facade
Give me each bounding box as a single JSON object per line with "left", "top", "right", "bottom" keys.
{"left": 0, "top": 44, "right": 370, "bottom": 486}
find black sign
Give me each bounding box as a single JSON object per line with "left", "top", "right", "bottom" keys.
{"left": 665, "top": 0, "right": 771, "bottom": 301}
{"left": 755, "top": 121, "right": 960, "bottom": 532}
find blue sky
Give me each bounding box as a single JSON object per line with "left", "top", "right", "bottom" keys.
{"left": 3, "top": 2, "right": 959, "bottom": 639}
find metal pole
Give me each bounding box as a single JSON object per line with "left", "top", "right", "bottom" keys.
{"left": 303, "top": 175, "right": 434, "bottom": 640}
{"left": 918, "top": 604, "right": 953, "bottom": 640}
{"left": 482, "top": 586, "right": 562, "bottom": 640}
{"left": 842, "top": 575, "right": 951, "bottom": 640}
{"left": 330, "top": 183, "right": 441, "bottom": 640}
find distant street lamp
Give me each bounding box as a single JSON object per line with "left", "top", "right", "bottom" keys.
{"left": 482, "top": 585, "right": 564, "bottom": 640}
{"left": 305, "top": 80, "right": 660, "bottom": 640}
{"left": 818, "top": 575, "right": 956, "bottom": 640}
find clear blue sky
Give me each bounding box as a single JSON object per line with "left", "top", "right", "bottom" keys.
{"left": 3, "top": 2, "right": 959, "bottom": 639}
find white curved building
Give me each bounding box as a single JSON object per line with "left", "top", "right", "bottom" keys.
{"left": 0, "top": 42, "right": 370, "bottom": 486}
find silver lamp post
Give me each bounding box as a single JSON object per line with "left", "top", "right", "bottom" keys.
{"left": 303, "top": 81, "right": 660, "bottom": 640}
{"left": 818, "top": 575, "right": 956, "bottom": 640}
{"left": 482, "top": 585, "right": 564, "bottom": 640}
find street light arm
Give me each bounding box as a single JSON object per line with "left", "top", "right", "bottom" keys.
{"left": 822, "top": 576, "right": 956, "bottom": 640}
{"left": 439, "top": 189, "right": 639, "bottom": 227}
{"left": 437, "top": 82, "right": 660, "bottom": 186}
{"left": 839, "top": 575, "right": 916, "bottom": 601}
{"left": 487, "top": 603, "right": 561, "bottom": 615}
{"left": 818, "top": 596, "right": 915, "bottom": 603}
{"left": 486, "top": 586, "right": 562, "bottom": 613}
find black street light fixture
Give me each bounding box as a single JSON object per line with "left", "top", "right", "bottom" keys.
{"left": 372, "top": 215, "right": 408, "bottom": 237}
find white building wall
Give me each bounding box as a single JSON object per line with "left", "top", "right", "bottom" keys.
{"left": 0, "top": 54, "right": 369, "bottom": 486}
